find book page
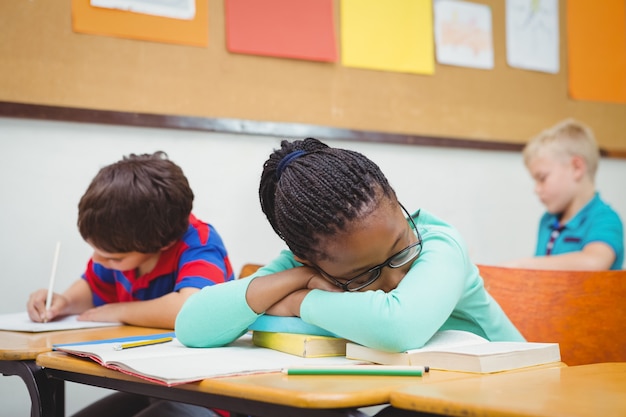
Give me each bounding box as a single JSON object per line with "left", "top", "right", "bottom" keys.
{"left": 0, "top": 312, "right": 121, "bottom": 332}
{"left": 116, "top": 338, "right": 359, "bottom": 382}
{"left": 59, "top": 336, "right": 228, "bottom": 363}
{"left": 57, "top": 334, "right": 364, "bottom": 385}
{"left": 430, "top": 341, "right": 558, "bottom": 355}
{"left": 408, "top": 330, "right": 489, "bottom": 353}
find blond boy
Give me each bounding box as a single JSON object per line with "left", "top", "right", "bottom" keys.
{"left": 507, "top": 119, "right": 623, "bottom": 270}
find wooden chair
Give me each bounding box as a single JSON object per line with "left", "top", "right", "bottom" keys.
{"left": 477, "top": 264, "right": 626, "bottom": 366}
{"left": 238, "top": 263, "right": 263, "bottom": 279}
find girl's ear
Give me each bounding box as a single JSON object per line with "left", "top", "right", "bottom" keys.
{"left": 293, "top": 255, "right": 311, "bottom": 266}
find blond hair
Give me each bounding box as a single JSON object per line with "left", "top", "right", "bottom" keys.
{"left": 523, "top": 119, "right": 600, "bottom": 181}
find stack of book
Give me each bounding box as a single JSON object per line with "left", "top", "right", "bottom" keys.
{"left": 248, "top": 315, "right": 348, "bottom": 358}
{"left": 248, "top": 317, "right": 562, "bottom": 373}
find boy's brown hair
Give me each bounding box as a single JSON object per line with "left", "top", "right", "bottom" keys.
{"left": 523, "top": 119, "right": 600, "bottom": 181}
{"left": 77, "top": 151, "right": 194, "bottom": 253}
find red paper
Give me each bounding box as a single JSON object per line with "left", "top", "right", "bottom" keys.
{"left": 225, "top": 0, "right": 337, "bottom": 62}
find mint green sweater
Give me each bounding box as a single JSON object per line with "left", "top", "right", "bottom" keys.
{"left": 175, "top": 210, "right": 524, "bottom": 351}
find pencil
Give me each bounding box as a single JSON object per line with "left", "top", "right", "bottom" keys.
{"left": 281, "top": 365, "right": 428, "bottom": 376}
{"left": 44, "top": 241, "right": 61, "bottom": 323}
{"left": 113, "top": 336, "right": 174, "bottom": 351}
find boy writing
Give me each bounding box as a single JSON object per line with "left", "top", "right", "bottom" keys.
{"left": 27, "top": 151, "right": 233, "bottom": 417}
{"left": 506, "top": 119, "right": 623, "bottom": 270}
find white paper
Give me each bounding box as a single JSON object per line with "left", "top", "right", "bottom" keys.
{"left": 90, "top": 0, "right": 196, "bottom": 20}
{"left": 0, "top": 312, "right": 120, "bottom": 332}
{"left": 410, "top": 330, "right": 488, "bottom": 352}
{"left": 434, "top": 0, "right": 494, "bottom": 69}
{"left": 506, "top": 0, "right": 559, "bottom": 73}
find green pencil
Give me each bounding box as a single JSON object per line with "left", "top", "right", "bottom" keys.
{"left": 281, "top": 365, "right": 427, "bottom": 376}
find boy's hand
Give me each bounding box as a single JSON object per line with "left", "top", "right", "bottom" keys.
{"left": 27, "top": 289, "right": 69, "bottom": 323}
{"left": 77, "top": 303, "right": 125, "bottom": 323}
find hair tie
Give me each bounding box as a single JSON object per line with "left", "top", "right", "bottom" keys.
{"left": 276, "top": 150, "right": 306, "bottom": 179}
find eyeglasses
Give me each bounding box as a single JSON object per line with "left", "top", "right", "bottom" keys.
{"left": 314, "top": 204, "right": 422, "bottom": 292}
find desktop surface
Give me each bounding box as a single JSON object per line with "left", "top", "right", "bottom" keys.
{"left": 0, "top": 326, "right": 169, "bottom": 360}
{"left": 37, "top": 351, "right": 479, "bottom": 409}
{"left": 390, "top": 362, "right": 626, "bottom": 417}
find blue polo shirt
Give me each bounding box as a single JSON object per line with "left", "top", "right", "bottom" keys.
{"left": 536, "top": 193, "right": 624, "bottom": 270}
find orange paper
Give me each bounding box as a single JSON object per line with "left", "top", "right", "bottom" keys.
{"left": 567, "top": 0, "right": 626, "bottom": 103}
{"left": 225, "top": 0, "right": 337, "bottom": 62}
{"left": 72, "top": 0, "right": 209, "bottom": 47}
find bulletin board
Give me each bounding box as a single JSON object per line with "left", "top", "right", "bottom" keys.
{"left": 1, "top": 0, "right": 625, "bottom": 154}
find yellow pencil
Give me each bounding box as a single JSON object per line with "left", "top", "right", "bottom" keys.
{"left": 113, "top": 336, "right": 174, "bottom": 351}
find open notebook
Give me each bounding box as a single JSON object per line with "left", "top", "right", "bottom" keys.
{"left": 54, "top": 333, "right": 364, "bottom": 386}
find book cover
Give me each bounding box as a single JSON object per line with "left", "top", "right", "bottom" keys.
{"left": 252, "top": 331, "right": 348, "bottom": 358}
{"left": 346, "top": 330, "right": 561, "bottom": 373}
{"left": 54, "top": 333, "right": 363, "bottom": 386}
{"left": 248, "top": 315, "right": 337, "bottom": 337}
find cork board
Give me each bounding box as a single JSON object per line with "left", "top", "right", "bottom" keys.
{"left": 1, "top": 0, "right": 625, "bottom": 153}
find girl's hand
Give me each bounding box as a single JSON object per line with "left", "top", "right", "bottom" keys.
{"left": 306, "top": 273, "right": 343, "bottom": 292}
{"left": 264, "top": 272, "right": 343, "bottom": 316}
{"left": 264, "top": 289, "right": 310, "bottom": 316}
{"left": 27, "top": 289, "right": 69, "bottom": 323}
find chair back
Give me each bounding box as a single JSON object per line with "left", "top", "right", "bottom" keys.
{"left": 477, "top": 264, "right": 626, "bottom": 366}
{"left": 238, "top": 263, "right": 263, "bottom": 279}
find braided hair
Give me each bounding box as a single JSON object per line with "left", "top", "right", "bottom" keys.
{"left": 259, "top": 138, "right": 397, "bottom": 262}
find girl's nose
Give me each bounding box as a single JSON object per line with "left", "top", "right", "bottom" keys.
{"left": 381, "top": 267, "right": 407, "bottom": 292}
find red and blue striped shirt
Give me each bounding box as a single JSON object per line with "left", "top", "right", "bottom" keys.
{"left": 82, "top": 214, "right": 234, "bottom": 306}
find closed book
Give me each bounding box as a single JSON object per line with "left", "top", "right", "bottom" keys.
{"left": 248, "top": 315, "right": 337, "bottom": 337}
{"left": 346, "top": 330, "right": 561, "bottom": 373}
{"left": 252, "top": 331, "right": 348, "bottom": 358}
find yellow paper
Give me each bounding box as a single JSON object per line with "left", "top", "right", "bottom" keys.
{"left": 341, "top": 0, "right": 434, "bottom": 75}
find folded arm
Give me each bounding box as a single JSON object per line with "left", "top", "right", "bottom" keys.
{"left": 300, "top": 233, "right": 469, "bottom": 352}
{"left": 176, "top": 253, "right": 319, "bottom": 347}
{"left": 178, "top": 230, "right": 473, "bottom": 353}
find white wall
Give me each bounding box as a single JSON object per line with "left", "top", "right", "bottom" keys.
{"left": 1, "top": 116, "right": 625, "bottom": 415}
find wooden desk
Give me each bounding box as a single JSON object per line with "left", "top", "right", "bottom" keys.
{"left": 0, "top": 326, "right": 168, "bottom": 417}
{"left": 389, "top": 362, "right": 626, "bottom": 417}
{"left": 36, "top": 351, "right": 481, "bottom": 417}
